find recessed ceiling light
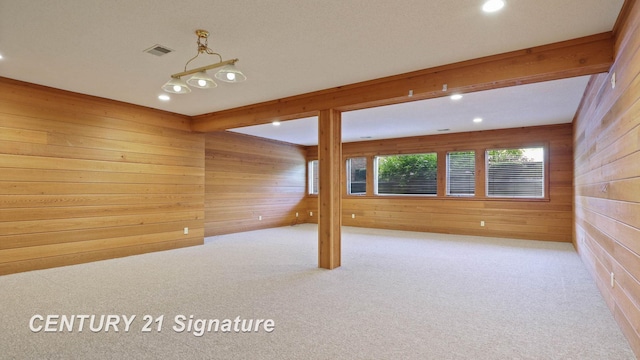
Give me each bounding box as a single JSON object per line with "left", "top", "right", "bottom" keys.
{"left": 158, "top": 94, "right": 170, "bottom": 101}
{"left": 0, "top": 53, "right": 4, "bottom": 60}
{"left": 450, "top": 94, "right": 463, "bottom": 100}
{"left": 482, "top": 0, "right": 505, "bottom": 13}
{"left": 272, "top": 121, "right": 281, "bottom": 126}
{"left": 473, "top": 117, "right": 483, "bottom": 123}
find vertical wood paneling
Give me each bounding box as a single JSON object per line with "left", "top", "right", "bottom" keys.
{"left": 204, "top": 131, "right": 307, "bottom": 236}
{"left": 306, "top": 124, "right": 573, "bottom": 242}
{"left": 574, "top": 0, "right": 640, "bottom": 356}
{"left": 317, "top": 109, "right": 342, "bottom": 269}
{"left": 0, "top": 77, "right": 205, "bottom": 275}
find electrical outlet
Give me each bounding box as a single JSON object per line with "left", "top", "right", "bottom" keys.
{"left": 310, "top": 211, "right": 313, "bottom": 217}
{"left": 351, "top": 214, "right": 355, "bottom": 219}
{"left": 480, "top": 221, "right": 485, "bottom": 227}
{"left": 295, "top": 212, "right": 299, "bottom": 217}
{"left": 610, "top": 272, "right": 615, "bottom": 288}
{"left": 183, "top": 227, "right": 189, "bottom": 235}
{"left": 259, "top": 216, "right": 262, "bottom": 221}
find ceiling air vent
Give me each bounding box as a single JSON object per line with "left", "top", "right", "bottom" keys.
{"left": 143, "top": 44, "right": 174, "bottom": 57}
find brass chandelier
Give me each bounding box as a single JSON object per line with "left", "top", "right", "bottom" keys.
{"left": 162, "top": 29, "right": 246, "bottom": 94}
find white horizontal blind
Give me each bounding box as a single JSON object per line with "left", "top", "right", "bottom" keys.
{"left": 308, "top": 160, "right": 318, "bottom": 195}
{"left": 486, "top": 148, "right": 544, "bottom": 198}
{"left": 447, "top": 151, "right": 475, "bottom": 196}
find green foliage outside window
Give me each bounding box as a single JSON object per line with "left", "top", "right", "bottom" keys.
{"left": 377, "top": 153, "right": 437, "bottom": 195}
{"left": 487, "top": 149, "right": 526, "bottom": 163}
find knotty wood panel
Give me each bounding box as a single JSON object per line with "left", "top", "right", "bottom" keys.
{"left": 0, "top": 77, "right": 205, "bottom": 275}
{"left": 204, "top": 131, "right": 307, "bottom": 236}
{"left": 306, "top": 124, "right": 573, "bottom": 242}
{"left": 574, "top": 0, "right": 640, "bottom": 356}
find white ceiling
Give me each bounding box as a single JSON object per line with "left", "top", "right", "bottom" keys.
{"left": 0, "top": 0, "right": 624, "bottom": 142}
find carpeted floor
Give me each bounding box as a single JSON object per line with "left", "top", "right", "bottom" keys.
{"left": 1, "top": 224, "right": 635, "bottom": 359}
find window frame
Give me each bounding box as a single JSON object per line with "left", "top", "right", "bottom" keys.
{"left": 484, "top": 145, "right": 548, "bottom": 200}
{"left": 446, "top": 150, "right": 476, "bottom": 197}
{"left": 307, "top": 143, "right": 549, "bottom": 202}
{"left": 374, "top": 152, "right": 439, "bottom": 197}
{"left": 308, "top": 159, "right": 319, "bottom": 195}
{"left": 346, "top": 157, "right": 367, "bottom": 196}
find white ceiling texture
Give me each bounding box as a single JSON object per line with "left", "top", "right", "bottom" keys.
{"left": 0, "top": 1, "right": 625, "bottom": 145}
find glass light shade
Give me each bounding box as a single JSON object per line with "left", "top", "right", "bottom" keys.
{"left": 214, "top": 64, "right": 246, "bottom": 83}
{"left": 161, "top": 77, "right": 191, "bottom": 94}
{"left": 186, "top": 71, "right": 217, "bottom": 89}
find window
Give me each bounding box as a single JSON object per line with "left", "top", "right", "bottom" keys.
{"left": 375, "top": 153, "right": 437, "bottom": 195}
{"left": 447, "top": 151, "right": 475, "bottom": 196}
{"left": 308, "top": 160, "right": 318, "bottom": 195}
{"left": 347, "top": 157, "right": 367, "bottom": 195}
{"left": 486, "top": 147, "right": 544, "bottom": 198}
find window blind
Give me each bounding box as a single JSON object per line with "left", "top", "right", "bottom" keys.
{"left": 486, "top": 148, "right": 544, "bottom": 198}
{"left": 447, "top": 151, "right": 475, "bottom": 196}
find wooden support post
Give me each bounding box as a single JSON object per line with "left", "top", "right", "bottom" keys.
{"left": 437, "top": 151, "right": 447, "bottom": 196}
{"left": 366, "top": 156, "right": 375, "bottom": 195}
{"left": 317, "top": 109, "right": 342, "bottom": 269}
{"left": 475, "top": 149, "right": 486, "bottom": 198}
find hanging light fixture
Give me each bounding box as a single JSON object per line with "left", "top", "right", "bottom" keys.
{"left": 162, "top": 77, "right": 191, "bottom": 94}
{"left": 186, "top": 71, "right": 217, "bottom": 89}
{"left": 162, "top": 29, "right": 245, "bottom": 94}
{"left": 215, "top": 64, "right": 247, "bottom": 83}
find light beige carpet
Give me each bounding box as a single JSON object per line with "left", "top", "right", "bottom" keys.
{"left": 1, "top": 224, "right": 635, "bottom": 359}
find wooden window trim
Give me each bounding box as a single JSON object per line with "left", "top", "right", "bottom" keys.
{"left": 334, "top": 141, "right": 551, "bottom": 202}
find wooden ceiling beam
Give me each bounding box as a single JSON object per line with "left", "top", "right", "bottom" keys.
{"left": 191, "top": 32, "right": 614, "bottom": 133}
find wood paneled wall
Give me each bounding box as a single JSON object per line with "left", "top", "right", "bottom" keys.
{"left": 574, "top": 0, "right": 640, "bottom": 355}
{"left": 0, "top": 77, "right": 205, "bottom": 275}
{"left": 204, "top": 131, "right": 308, "bottom": 236}
{"left": 306, "top": 124, "right": 573, "bottom": 242}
